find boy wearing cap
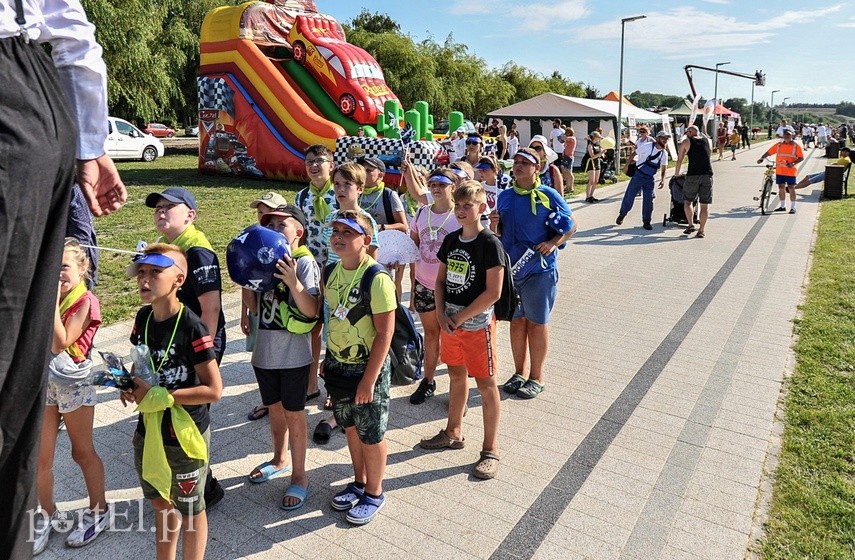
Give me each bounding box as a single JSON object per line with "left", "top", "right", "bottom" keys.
{"left": 146, "top": 187, "right": 226, "bottom": 507}
{"left": 324, "top": 212, "right": 396, "bottom": 525}
{"left": 244, "top": 205, "right": 320, "bottom": 510}
{"left": 495, "top": 147, "right": 576, "bottom": 399}
{"left": 123, "top": 243, "right": 223, "bottom": 560}
{"left": 616, "top": 131, "right": 670, "bottom": 230}
{"left": 475, "top": 157, "right": 507, "bottom": 232}
{"left": 757, "top": 127, "right": 804, "bottom": 213}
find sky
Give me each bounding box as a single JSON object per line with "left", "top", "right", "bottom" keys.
{"left": 317, "top": 0, "right": 853, "bottom": 108}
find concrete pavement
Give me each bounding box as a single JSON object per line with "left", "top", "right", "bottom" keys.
{"left": 39, "top": 138, "right": 828, "bottom": 559}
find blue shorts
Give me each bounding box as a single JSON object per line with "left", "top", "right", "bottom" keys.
{"left": 775, "top": 174, "right": 796, "bottom": 186}
{"left": 513, "top": 269, "right": 558, "bottom": 325}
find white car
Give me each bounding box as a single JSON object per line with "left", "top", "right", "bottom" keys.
{"left": 106, "top": 117, "right": 165, "bottom": 162}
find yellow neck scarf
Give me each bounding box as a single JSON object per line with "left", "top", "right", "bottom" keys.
{"left": 170, "top": 224, "right": 213, "bottom": 252}
{"left": 58, "top": 282, "right": 88, "bottom": 359}
{"left": 512, "top": 178, "right": 551, "bottom": 215}
{"left": 310, "top": 179, "right": 334, "bottom": 222}
{"left": 137, "top": 387, "right": 207, "bottom": 503}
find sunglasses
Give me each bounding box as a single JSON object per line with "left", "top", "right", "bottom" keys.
{"left": 531, "top": 145, "right": 544, "bottom": 152}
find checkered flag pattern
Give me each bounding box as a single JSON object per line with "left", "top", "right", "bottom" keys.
{"left": 334, "top": 137, "right": 444, "bottom": 171}
{"left": 197, "top": 76, "right": 235, "bottom": 117}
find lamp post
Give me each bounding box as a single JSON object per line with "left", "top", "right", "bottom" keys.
{"left": 615, "top": 14, "right": 646, "bottom": 176}
{"left": 768, "top": 89, "right": 780, "bottom": 138}
{"left": 712, "top": 61, "right": 730, "bottom": 149}
{"left": 782, "top": 97, "right": 790, "bottom": 124}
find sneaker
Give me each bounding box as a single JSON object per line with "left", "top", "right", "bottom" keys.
{"left": 789, "top": 208, "right": 796, "bottom": 214}
{"left": 331, "top": 482, "right": 365, "bottom": 511}
{"left": 204, "top": 477, "right": 225, "bottom": 510}
{"left": 409, "top": 379, "right": 436, "bottom": 405}
{"left": 615, "top": 214, "right": 625, "bottom": 225}
{"left": 65, "top": 507, "right": 109, "bottom": 548}
{"left": 32, "top": 510, "right": 61, "bottom": 556}
{"left": 346, "top": 493, "right": 385, "bottom": 525}
{"left": 774, "top": 207, "right": 787, "bottom": 212}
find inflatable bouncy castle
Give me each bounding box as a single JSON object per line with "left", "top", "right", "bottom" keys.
{"left": 198, "top": 0, "right": 445, "bottom": 184}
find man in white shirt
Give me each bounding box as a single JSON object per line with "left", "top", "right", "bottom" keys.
{"left": 616, "top": 131, "right": 670, "bottom": 230}
{"left": 450, "top": 127, "right": 467, "bottom": 163}
{"left": 0, "top": 2, "right": 125, "bottom": 557}
{"left": 816, "top": 123, "right": 828, "bottom": 148}
{"left": 549, "top": 119, "right": 565, "bottom": 154}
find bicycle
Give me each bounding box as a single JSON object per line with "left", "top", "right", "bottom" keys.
{"left": 753, "top": 161, "right": 775, "bottom": 215}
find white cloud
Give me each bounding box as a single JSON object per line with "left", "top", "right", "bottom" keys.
{"left": 575, "top": 5, "right": 841, "bottom": 53}
{"left": 448, "top": 0, "right": 495, "bottom": 15}
{"left": 702, "top": 0, "right": 730, "bottom": 4}
{"left": 510, "top": 0, "right": 591, "bottom": 31}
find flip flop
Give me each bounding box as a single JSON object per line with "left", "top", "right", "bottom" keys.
{"left": 280, "top": 483, "right": 309, "bottom": 511}
{"left": 248, "top": 461, "right": 292, "bottom": 484}
{"left": 313, "top": 420, "right": 336, "bottom": 445}
{"left": 247, "top": 405, "right": 269, "bottom": 421}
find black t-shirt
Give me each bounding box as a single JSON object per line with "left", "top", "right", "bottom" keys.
{"left": 130, "top": 305, "right": 217, "bottom": 445}
{"left": 178, "top": 246, "right": 226, "bottom": 351}
{"left": 437, "top": 229, "right": 504, "bottom": 308}
{"left": 687, "top": 137, "right": 714, "bottom": 176}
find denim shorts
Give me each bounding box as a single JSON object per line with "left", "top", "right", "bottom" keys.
{"left": 513, "top": 269, "right": 559, "bottom": 325}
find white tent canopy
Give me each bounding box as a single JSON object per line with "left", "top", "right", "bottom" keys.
{"left": 487, "top": 93, "right": 671, "bottom": 159}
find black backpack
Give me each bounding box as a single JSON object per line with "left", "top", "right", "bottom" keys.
{"left": 323, "top": 263, "right": 424, "bottom": 385}
{"left": 493, "top": 244, "right": 519, "bottom": 322}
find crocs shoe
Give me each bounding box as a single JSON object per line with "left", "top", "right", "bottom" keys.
{"left": 419, "top": 429, "right": 465, "bottom": 450}
{"left": 331, "top": 482, "right": 365, "bottom": 511}
{"left": 502, "top": 374, "right": 526, "bottom": 394}
{"left": 346, "top": 493, "right": 385, "bottom": 525}
{"left": 516, "top": 379, "right": 545, "bottom": 399}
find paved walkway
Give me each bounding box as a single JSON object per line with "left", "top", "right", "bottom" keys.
{"left": 41, "top": 139, "right": 828, "bottom": 559}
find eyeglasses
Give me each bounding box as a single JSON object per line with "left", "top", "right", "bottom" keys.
{"left": 465, "top": 140, "right": 481, "bottom": 145}
{"left": 305, "top": 158, "right": 329, "bottom": 167}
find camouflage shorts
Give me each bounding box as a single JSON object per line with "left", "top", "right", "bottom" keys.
{"left": 330, "top": 356, "right": 391, "bottom": 445}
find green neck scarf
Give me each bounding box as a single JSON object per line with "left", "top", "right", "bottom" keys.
{"left": 59, "top": 282, "right": 88, "bottom": 359}
{"left": 512, "top": 178, "right": 551, "bottom": 215}
{"left": 361, "top": 181, "right": 385, "bottom": 196}
{"left": 291, "top": 246, "right": 312, "bottom": 260}
{"left": 137, "top": 387, "right": 207, "bottom": 503}
{"left": 310, "top": 180, "right": 334, "bottom": 222}
{"left": 170, "top": 224, "right": 213, "bottom": 252}
{"left": 402, "top": 192, "right": 419, "bottom": 215}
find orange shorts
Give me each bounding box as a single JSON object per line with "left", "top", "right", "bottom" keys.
{"left": 440, "top": 320, "right": 498, "bottom": 378}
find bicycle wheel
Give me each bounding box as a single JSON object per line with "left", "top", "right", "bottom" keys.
{"left": 760, "top": 177, "right": 773, "bottom": 215}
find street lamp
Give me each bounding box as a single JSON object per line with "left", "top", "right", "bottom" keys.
{"left": 616, "top": 14, "right": 646, "bottom": 176}
{"left": 768, "top": 89, "right": 780, "bottom": 138}
{"left": 712, "top": 61, "right": 730, "bottom": 149}
{"left": 782, "top": 97, "right": 790, "bottom": 123}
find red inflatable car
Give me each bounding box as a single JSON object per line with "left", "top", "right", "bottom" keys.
{"left": 287, "top": 14, "right": 398, "bottom": 125}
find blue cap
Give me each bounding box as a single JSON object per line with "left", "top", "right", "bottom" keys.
{"left": 331, "top": 217, "right": 367, "bottom": 235}
{"left": 145, "top": 187, "right": 197, "bottom": 211}
{"left": 126, "top": 252, "right": 182, "bottom": 276}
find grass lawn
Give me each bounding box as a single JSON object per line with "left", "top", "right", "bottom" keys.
{"left": 760, "top": 196, "right": 855, "bottom": 558}
{"left": 94, "top": 154, "right": 304, "bottom": 324}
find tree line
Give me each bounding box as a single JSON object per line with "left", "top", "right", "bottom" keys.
{"left": 79, "top": 3, "right": 852, "bottom": 127}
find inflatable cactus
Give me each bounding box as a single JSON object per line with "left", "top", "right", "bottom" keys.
{"left": 377, "top": 100, "right": 405, "bottom": 138}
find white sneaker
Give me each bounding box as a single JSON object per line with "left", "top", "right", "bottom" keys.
{"left": 32, "top": 510, "right": 62, "bottom": 556}
{"left": 65, "top": 507, "right": 109, "bottom": 548}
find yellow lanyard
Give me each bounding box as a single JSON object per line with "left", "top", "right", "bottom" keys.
{"left": 144, "top": 304, "right": 184, "bottom": 375}
{"left": 334, "top": 258, "right": 369, "bottom": 311}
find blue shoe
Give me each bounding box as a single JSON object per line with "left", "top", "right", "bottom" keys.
{"left": 346, "top": 493, "right": 385, "bottom": 525}
{"left": 279, "top": 483, "right": 309, "bottom": 511}
{"left": 331, "top": 482, "right": 364, "bottom": 511}
{"left": 248, "top": 461, "right": 292, "bottom": 484}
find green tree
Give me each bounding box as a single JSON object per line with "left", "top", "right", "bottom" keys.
{"left": 346, "top": 9, "right": 400, "bottom": 35}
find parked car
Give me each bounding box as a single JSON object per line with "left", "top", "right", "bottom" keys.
{"left": 287, "top": 14, "right": 398, "bottom": 125}
{"left": 107, "top": 117, "right": 165, "bottom": 162}
{"left": 186, "top": 124, "right": 199, "bottom": 137}
{"left": 144, "top": 122, "right": 176, "bottom": 138}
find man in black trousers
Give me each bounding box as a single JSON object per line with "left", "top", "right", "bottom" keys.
{"left": 0, "top": 1, "right": 125, "bottom": 557}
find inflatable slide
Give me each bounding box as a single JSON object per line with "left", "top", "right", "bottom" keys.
{"left": 198, "top": 0, "right": 443, "bottom": 183}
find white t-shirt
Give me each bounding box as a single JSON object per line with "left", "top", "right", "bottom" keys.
{"left": 550, "top": 128, "right": 565, "bottom": 152}
{"left": 507, "top": 136, "right": 519, "bottom": 158}
{"left": 634, "top": 141, "right": 668, "bottom": 175}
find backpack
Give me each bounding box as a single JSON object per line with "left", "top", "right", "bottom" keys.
{"left": 323, "top": 263, "right": 424, "bottom": 385}
{"left": 493, "top": 245, "right": 520, "bottom": 322}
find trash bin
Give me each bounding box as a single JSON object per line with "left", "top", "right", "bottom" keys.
{"left": 826, "top": 142, "right": 840, "bottom": 159}
{"left": 823, "top": 164, "right": 845, "bottom": 199}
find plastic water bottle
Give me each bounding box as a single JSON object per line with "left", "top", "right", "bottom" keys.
{"left": 130, "top": 344, "right": 157, "bottom": 386}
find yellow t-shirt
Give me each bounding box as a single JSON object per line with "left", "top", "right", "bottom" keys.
{"left": 325, "top": 258, "right": 397, "bottom": 364}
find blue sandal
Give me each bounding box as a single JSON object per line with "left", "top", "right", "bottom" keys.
{"left": 248, "top": 462, "right": 292, "bottom": 484}
{"left": 280, "top": 483, "right": 309, "bottom": 511}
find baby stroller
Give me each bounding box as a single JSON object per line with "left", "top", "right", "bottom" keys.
{"left": 663, "top": 175, "right": 698, "bottom": 226}
{"left": 598, "top": 148, "right": 618, "bottom": 184}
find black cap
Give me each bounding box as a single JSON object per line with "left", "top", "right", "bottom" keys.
{"left": 260, "top": 204, "right": 307, "bottom": 229}
{"left": 356, "top": 156, "right": 386, "bottom": 173}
